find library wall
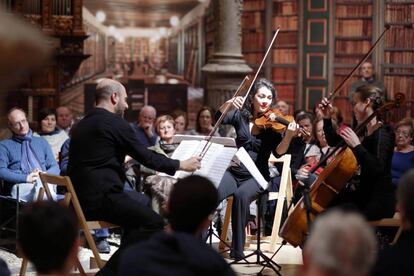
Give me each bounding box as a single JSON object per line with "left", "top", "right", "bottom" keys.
{"left": 383, "top": 0, "right": 414, "bottom": 121}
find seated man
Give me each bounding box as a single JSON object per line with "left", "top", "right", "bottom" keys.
{"left": 68, "top": 78, "right": 200, "bottom": 274}
{"left": 56, "top": 105, "right": 74, "bottom": 135}
{"left": 371, "top": 169, "right": 414, "bottom": 276}
{"left": 301, "top": 209, "right": 377, "bottom": 276}
{"left": 118, "top": 175, "right": 236, "bottom": 276}
{"left": 130, "top": 105, "right": 158, "bottom": 147}
{"left": 18, "top": 201, "right": 79, "bottom": 275}
{"left": 0, "top": 107, "right": 59, "bottom": 201}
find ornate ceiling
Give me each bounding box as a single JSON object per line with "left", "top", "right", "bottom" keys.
{"left": 84, "top": 0, "right": 201, "bottom": 28}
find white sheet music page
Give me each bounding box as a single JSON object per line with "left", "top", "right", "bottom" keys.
{"left": 167, "top": 139, "right": 237, "bottom": 188}
{"left": 235, "top": 147, "right": 269, "bottom": 190}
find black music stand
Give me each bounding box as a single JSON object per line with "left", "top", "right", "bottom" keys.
{"left": 229, "top": 191, "right": 282, "bottom": 276}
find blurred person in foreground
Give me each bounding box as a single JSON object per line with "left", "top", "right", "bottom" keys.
{"left": 301, "top": 209, "right": 377, "bottom": 276}
{"left": 118, "top": 175, "right": 236, "bottom": 276}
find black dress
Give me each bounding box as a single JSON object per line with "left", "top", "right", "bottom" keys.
{"left": 216, "top": 109, "right": 283, "bottom": 258}
{"left": 323, "top": 118, "right": 395, "bottom": 220}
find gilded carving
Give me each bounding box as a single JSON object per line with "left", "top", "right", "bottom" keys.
{"left": 23, "top": 14, "right": 42, "bottom": 27}
{"left": 52, "top": 15, "right": 74, "bottom": 34}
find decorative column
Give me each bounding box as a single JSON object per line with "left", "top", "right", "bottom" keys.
{"left": 202, "top": 0, "right": 252, "bottom": 110}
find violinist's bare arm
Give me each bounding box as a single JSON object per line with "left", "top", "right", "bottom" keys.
{"left": 276, "top": 122, "right": 299, "bottom": 155}
{"left": 219, "top": 96, "right": 244, "bottom": 113}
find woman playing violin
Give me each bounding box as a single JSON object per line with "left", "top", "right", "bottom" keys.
{"left": 320, "top": 84, "right": 395, "bottom": 220}
{"left": 216, "top": 78, "right": 297, "bottom": 260}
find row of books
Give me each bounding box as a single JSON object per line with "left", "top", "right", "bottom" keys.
{"left": 242, "top": 11, "right": 265, "bottom": 29}
{"left": 385, "top": 51, "right": 414, "bottom": 64}
{"left": 272, "top": 68, "right": 297, "bottom": 82}
{"left": 385, "top": 3, "right": 414, "bottom": 23}
{"left": 335, "top": 40, "right": 371, "bottom": 54}
{"left": 242, "top": 31, "right": 265, "bottom": 51}
{"left": 384, "top": 28, "right": 414, "bottom": 48}
{"left": 335, "top": 19, "right": 372, "bottom": 37}
{"left": 244, "top": 52, "right": 264, "bottom": 64}
{"left": 275, "top": 85, "right": 296, "bottom": 103}
{"left": 273, "top": 16, "right": 298, "bottom": 30}
{"left": 335, "top": 4, "right": 372, "bottom": 17}
{"left": 272, "top": 49, "right": 297, "bottom": 64}
{"left": 274, "top": 1, "right": 297, "bottom": 15}
{"left": 243, "top": 0, "right": 265, "bottom": 11}
{"left": 384, "top": 76, "right": 414, "bottom": 96}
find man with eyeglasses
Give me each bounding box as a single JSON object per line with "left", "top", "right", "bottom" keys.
{"left": 130, "top": 105, "right": 158, "bottom": 147}
{"left": 0, "top": 107, "right": 59, "bottom": 200}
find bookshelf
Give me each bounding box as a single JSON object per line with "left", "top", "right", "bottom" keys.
{"left": 333, "top": 0, "right": 373, "bottom": 123}
{"left": 383, "top": 0, "right": 414, "bottom": 120}
{"left": 241, "top": 0, "right": 299, "bottom": 107}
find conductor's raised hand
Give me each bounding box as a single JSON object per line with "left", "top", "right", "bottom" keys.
{"left": 318, "top": 97, "right": 333, "bottom": 119}
{"left": 179, "top": 156, "right": 202, "bottom": 172}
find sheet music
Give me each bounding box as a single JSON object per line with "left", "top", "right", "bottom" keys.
{"left": 166, "top": 139, "right": 237, "bottom": 188}
{"left": 235, "top": 147, "right": 269, "bottom": 190}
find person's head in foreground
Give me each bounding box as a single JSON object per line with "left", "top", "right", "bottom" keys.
{"left": 167, "top": 175, "right": 218, "bottom": 237}
{"left": 301, "top": 209, "right": 377, "bottom": 276}
{"left": 18, "top": 201, "right": 79, "bottom": 275}
{"left": 396, "top": 169, "right": 414, "bottom": 230}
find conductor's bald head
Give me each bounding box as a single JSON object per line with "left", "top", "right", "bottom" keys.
{"left": 95, "top": 79, "right": 128, "bottom": 117}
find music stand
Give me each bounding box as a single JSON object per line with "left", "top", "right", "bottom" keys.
{"left": 229, "top": 191, "right": 282, "bottom": 276}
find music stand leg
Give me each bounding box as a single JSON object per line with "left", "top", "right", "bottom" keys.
{"left": 229, "top": 193, "right": 282, "bottom": 275}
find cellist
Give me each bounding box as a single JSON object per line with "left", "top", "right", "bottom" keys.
{"left": 319, "top": 84, "right": 395, "bottom": 220}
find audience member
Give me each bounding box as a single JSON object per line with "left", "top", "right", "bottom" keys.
{"left": 130, "top": 105, "right": 158, "bottom": 147}
{"left": 188, "top": 106, "right": 220, "bottom": 136}
{"left": 56, "top": 106, "right": 74, "bottom": 135}
{"left": 0, "top": 108, "right": 59, "bottom": 201}
{"left": 349, "top": 61, "right": 386, "bottom": 97}
{"left": 391, "top": 118, "right": 414, "bottom": 187}
{"left": 301, "top": 209, "right": 377, "bottom": 276}
{"left": 68, "top": 78, "right": 200, "bottom": 274}
{"left": 152, "top": 115, "right": 178, "bottom": 156}
{"left": 18, "top": 201, "right": 79, "bottom": 275}
{"left": 118, "top": 175, "right": 236, "bottom": 276}
{"left": 36, "top": 108, "right": 69, "bottom": 160}
{"left": 275, "top": 100, "right": 290, "bottom": 116}
{"left": 172, "top": 109, "right": 188, "bottom": 134}
{"left": 372, "top": 169, "right": 414, "bottom": 275}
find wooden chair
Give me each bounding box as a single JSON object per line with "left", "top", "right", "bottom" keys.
{"left": 369, "top": 212, "right": 403, "bottom": 245}
{"left": 219, "top": 154, "right": 294, "bottom": 253}
{"left": 20, "top": 173, "right": 118, "bottom": 274}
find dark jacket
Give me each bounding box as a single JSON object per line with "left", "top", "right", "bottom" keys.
{"left": 118, "top": 231, "right": 236, "bottom": 276}
{"left": 323, "top": 119, "right": 395, "bottom": 220}
{"left": 371, "top": 229, "right": 414, "bottom": 276}
{"left": 68, "top": 108, "right": 179, "bottom": 211}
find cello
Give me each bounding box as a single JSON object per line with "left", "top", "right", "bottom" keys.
{"left": 279, "top": 94, "right": 405, "bottom": 247}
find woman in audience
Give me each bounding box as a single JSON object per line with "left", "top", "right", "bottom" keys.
{"left": 151, "top": 115, "right": 177, "bottom": 157}
{"left": 391, "top": 117, "right": 414, "bottom": 187}
{"left": 36, "top": 108, "right": 69, "bottom": 160}
{"left": 188, "top": 106, "right": 220, "bottom": 136}
{"left": 172, "top": 109, "right": 188, "bottom": 135}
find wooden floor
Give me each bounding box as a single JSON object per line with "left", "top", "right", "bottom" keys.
{"left": 1, "top": 239, "right": 302, "bottom": 275}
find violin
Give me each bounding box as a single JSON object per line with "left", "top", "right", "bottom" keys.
{"left": 254, "top": 108, "right": 310, "bottom": 137}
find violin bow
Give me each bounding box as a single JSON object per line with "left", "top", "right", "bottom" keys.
{"left": 198, "top": 27, "right": 281, "bottom": 159}
{"left": 327, "top": 26, "right": 390, "bottom": 100}
{"left": 309, "top": 27, "right": 391, "bottom": 173}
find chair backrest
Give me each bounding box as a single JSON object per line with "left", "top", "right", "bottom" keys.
{"left": 268, "top": 154, "right": 293, "bottom": 250}
{"left": 38, "top": 173, "right": 106, "bottom": 269}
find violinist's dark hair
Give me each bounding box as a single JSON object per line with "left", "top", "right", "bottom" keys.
{"left": 241, "top": 78, "right": 276, "bottom": 118}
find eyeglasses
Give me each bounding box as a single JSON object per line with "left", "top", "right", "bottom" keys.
{"left": 9, "top": 119, "right": 28, "bottom": 128}
{"left": 395, "top": 130, "right": 411, "bottom": 137}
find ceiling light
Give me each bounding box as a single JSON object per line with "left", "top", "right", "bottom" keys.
{"left": 170, "top": 16, "right": 179, "bottom": 27}
{"left": 159, "top": 27, "right": 167, "bottom": 37}
{"left": 108, "top": 25, "right": 116, "bottom": 35}
{"left": 96, "top": 10, "right": 106, "bottom": 23}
